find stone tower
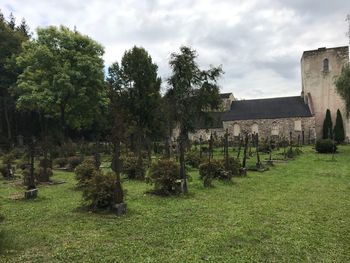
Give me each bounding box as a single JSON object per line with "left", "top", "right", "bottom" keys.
{"left": 301, "top": 46, "right": 349, "bottom": 140}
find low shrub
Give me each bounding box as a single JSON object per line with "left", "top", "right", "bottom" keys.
{"left": 82, "top": 170, "right": 116, "bottom": 210}
{"left": 39, "top": 158, "right": 52, "bottom": 169}
{"left": 75, "top": 160, "right": 96, "bottom": 189}
{"left": 60, "top": 142, "right": 77, "bottom": 157}
{"left": 35, "top": 167, "right": 53, "bottom": 182}
{"left": 147, "top": 159, "right": 181, "bottom": 195}
{"left": 67, "top": 156, "right": 83, "bottom": 171}
{"left": 53, "top": 157, "right": 68, "bottom": 168}
{"left": 199, "top": 160, "right": 223, "bottom": 187}
{"left": 185, "top": 151, "right": 203, "bottom": 168}
{"left": 315, "top": 139, "right": 337, "bottom": 153}
{"left": 221, "top": 157, "right": 240, "bottom": 179}
{"left": 1, "top": 153, "right": 15, "bottom": 165}
{"left": 16, "top": 160, "right": 29, "bottom": 170}
{"left": 121, "top": 155, "right": 145, "bottom": 180}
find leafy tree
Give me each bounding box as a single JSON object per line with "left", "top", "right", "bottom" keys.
{"left": 0, "top": 11, "right": 30, "bottom": 141}
{"left": 167, "top": 46, "right": 223, "bottom": 193}
{"left": 335, "top": 64, "right": 350, "bottom": 116}
{"left": 333, "top": 109, "right": 345, "bottom": 143}
{"left": 108, "top": 46, "right": 162, "bottom": 166}
{"left": 322, "top": 109, "right": 333, "bottom": 139}
{"left": 14, "top": 26, "right": 107, "bottom": 138}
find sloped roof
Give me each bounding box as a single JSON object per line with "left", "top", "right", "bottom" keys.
{"left": 222, "top": 96, "right": 312, "bottom": 121}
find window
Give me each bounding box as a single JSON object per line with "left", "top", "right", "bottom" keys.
{"left": 271, "top": 123, "right": 279, "bottom": 136}
{"left": 294, "top": 120, "right": 302, "bottom": 131}
{"left": 233, "top": 124, "right": 240, "bottom": 136}
{"left": 251, "top": 123, "right": 259, "bottom": 134}
{"left": 323, "top": 58, "right": 329, "bottom": 72}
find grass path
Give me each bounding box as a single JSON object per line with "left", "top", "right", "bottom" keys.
{"left": 0, "top": 146, "right": 349, "bottom": 262}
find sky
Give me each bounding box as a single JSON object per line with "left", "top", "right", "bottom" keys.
{"left": 1, "top": 0, "right": 349, "bottom": 99}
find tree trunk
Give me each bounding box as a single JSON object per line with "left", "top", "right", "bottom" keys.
{"left": 112, "top": 141, "right": 124, "bottom": 205}
{"left": 3, "top": 100, "right": 12, "bottom": 141}
{"left": 179, "top": 127, "right": 188, "bottom": 194}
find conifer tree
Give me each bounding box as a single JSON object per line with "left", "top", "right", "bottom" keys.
{"left": 322, "top": 109, "right": 333, "bottom": 139}
{"left": 333, "top": 109, "right": 345, "bottom": 143}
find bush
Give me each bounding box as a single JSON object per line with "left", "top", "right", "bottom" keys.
{"left": 60, "top": 142, "right": 77, "bottom": 157}
{"left": 82, "top": 171, "right": 116, "bottom": 210}
{"left": 147, "top": 159, "right": 181, "bottom": 195}
{"left": 316, "top": 139, "right": 337, "bottom": 153}
{"left": 221, "top": 157, "right": 240, "bottom": 179}
{"left": 16, "top": 160, "right": 29, "bottom": 170}
{"left": 199, "top": 160, "right": 223, "bottom": 187}
{"left": 121, "top": 155, "right": 145, "bottom": 180}
{"left": 53, "top": 157, "right": 68, "bottom": 168}
{"left": 67, "top": 156, "right": 83, "bottom": 171}
{"left": 74, "top": 160, "right": 96, "bottom": 189}
{"left": 39, "top": 158, "right": 52, "bottom": 169}
{"left": 35, "top": 167, "right": 53, "bottom": 182}
{"left": 1, "top": 153, "right": 15, "bottom": 165}
{"left": 185, "top": 151, "right": 203, "bottom": 168}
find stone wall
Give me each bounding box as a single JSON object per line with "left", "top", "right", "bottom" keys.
{"left": 186, "top": 116, "right": 316, "bottom": 143}
{"left": 301, "top": 46, "right": 350, "bottom": 141}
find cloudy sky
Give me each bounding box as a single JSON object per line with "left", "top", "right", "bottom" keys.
{"left": 1, "top": 0, "right": 349, "bottom": 99}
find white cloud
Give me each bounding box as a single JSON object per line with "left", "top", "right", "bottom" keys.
{"left": 1, "top": 0, "right": 348, "bottom": 99}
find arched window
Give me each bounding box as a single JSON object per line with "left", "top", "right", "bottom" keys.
{"left": 271, "top": 123, "right": 279, "bottom": 136}
{"left": 233, "top": 124, "right": 240, "bottom": 136}
{"left": 251, "top": 123, "right": 259, "bottom": 134}
{"left": 323, "top": 58, "right": 329, "bottom": 72}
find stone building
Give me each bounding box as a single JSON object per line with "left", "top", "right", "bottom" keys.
{"left": 187, "top": 46, "right": 349, "bottom": 142}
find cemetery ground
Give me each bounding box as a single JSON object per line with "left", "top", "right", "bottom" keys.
{"left": 0, "top": 146, "right": 350, "bottom": 262}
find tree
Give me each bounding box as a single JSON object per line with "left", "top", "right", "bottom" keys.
{"left": 167, "top": 46, "right": 223, "bottom": 193}
{"left": 322, "top": 109, "right": 333, "bottom": 139}
{"left": 335, "top": 64, "right": 350, "bottom": 116}
{"left": 333, "top": 109, "right": 345, "bottom": 143}
{"left": 108, "top": 46, "right": 162, "bottom": 168}
{"left": 0, "top": 11, "right": 30, "bottom": 141}
{"left": 15, "top": 26, "right": 107, "bottom": 139}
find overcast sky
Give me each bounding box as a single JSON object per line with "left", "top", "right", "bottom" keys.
{"left": 1, "top": 0, "right": 349, "bottom": 99}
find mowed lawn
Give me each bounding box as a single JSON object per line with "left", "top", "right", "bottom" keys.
{"left": 0, "top": 146, "right": 350, "bottom": 262}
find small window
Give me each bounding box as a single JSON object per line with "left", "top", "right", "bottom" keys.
{"left": 271, "top": 123, "right": 279, "bottom": 136}
{"left": 323, "top": 58, "right": 329, "bottom": 72}
{"left": 251, "top": 123, "right": 259, "bottom": 134}
{"left": 294, "top": 120, "right": 302, "bottom": 131}
{"left": 233, "top": 124, "right": 240, "bottom": 136}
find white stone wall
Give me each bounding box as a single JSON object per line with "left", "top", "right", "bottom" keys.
{"left": 301, "top": 46, "right": 349, "bottom": 141}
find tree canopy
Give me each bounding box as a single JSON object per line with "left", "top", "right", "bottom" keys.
{"left": 334, "top": 109, "right": 345, "bottom": 143}
{"left": 14, "top": 26, "right": 107, "bottom": 135}
{"left": 322, "top": 109, "right": 333, "bottom": 139}
{"left": 335, "top": 64, "right": 350, "bottom": 116}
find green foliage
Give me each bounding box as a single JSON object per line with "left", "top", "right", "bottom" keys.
{"left": 74, "top": 160, "right": 96, "bottom": 189}
{"left": 39, "top": 158, "right": 52, "bottom": 168}
{"left": 199, "top": 160, "right": 223, "bottom": 187}
{"left": 14, "top": 26, "right": 107, "bottom": 131}
{"left": 185, "top": 151, "right": 203, "bottom": 168}
{"left": 147, "top": 159, "right": 181, "bottom": 195}
{"left": 1, "top": 153, "right": 15, "bottom": 165}
{"left": 335, "top": 64, "right": 350, "bottom": 115}
{"left": 67, "top": 156, "right": 83, "bottom": 171}
{"left": 333, "top": 109, "right": 345, "bottom": 143}
{"left": 35, "top": 167, "right": 53, "bottom": 182}
{"left": 222, "top": 157, "right": 240, "bottom": 178}
{"left": 322, "top": 109, "right": 333, "bottom": 139}
{"left": 82, "top": 171, "right": 116, "bottom": 210}
{"left": 315, "top": 139, "right": 337, "bottom": 153}
{"left": 53, "top": 157, "right": 68, "bottom": 168}
{"left": 121, "top": 155, "right": 145, "bottom": 180}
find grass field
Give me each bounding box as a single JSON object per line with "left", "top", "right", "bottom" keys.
{"left": 0, "top": 146, "right": 350, "bottom": 262}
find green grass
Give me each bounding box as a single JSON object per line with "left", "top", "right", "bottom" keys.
{"left": 1, "top": 146, "right": 350, "bottom": 262}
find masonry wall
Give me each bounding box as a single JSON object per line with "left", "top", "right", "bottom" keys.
{"left": 301, "top": 46, "right": 350, "bottom": 141}
{"left": 187, "top": 116, "right": 316, "bottom": 143}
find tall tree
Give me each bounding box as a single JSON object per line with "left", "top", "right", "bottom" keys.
{"left": 335, "top": 64, "right": 350, "bottom": 116}
{"left": 14, "top": 26, "right": 107, "bottom": 139}
{"left": 322, "top": 109, "right": 333, "bottom": 139}
{"left": 108, "top": 46, "right": 162, "bottom": 166}
{"left": 167, "top": 46, "right": 223, "bottom": 193}
{"left": 333, "top": 109, "right": 345, "bottom": 143}
{"left": 0, "top": 11, "right": 30, "bottom": 141}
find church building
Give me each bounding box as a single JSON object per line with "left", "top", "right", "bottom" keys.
{"left": 187, "top": 46, "right": 350, "bottom": 142}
